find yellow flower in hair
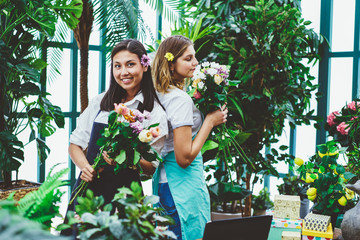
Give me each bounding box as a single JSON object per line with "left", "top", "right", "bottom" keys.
{"left": 164, "top": 52, "right": 174, "bottom": 61}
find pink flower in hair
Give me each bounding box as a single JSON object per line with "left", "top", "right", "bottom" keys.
{"left": 141, "top": 54, "right": 151, "bottom": 67}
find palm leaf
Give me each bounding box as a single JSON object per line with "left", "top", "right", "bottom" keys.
{"left": 142, "top": 0, "right": 183, "bottom": 24}
{"left": 93, "top": 0, "right": 153, "bottom": 60}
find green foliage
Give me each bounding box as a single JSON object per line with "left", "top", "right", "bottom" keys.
{"left": 0, "top": 0, "right": 82, "bottom": 185}
{"left": 209, "top": 182, "right": 251, "bottom": 206}
{"left": 93, "top": 0, "right": 155, "bottom": 59}
{"left": 0, "top": 208, "right": 70, "bottom": 240}
{"left": 0, "top": 165, "right": 69, "bottom": 228}
{"left": 183, "top": 0, "right": 323, "bottom": 200}
{"left": 142, "top": 0, "right": 183, "bottom": 24}
{"left": 277, "top": 174, "right": 307, "bottom": 198}
{"left": 251, "top": 187, "right": 273, "bottom": 210}
{"left": 58, "top": 182, "right": 176, "bottom": 240}
{"left": 325, "top": 99, "right": 360, "bottom": 179}
{"left": 296, "top": 141, "right": 357, "bottom": 215}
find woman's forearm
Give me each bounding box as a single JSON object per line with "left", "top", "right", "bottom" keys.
{"left": 69, "top": 143, "right": 91, "bottom": 170}
{"left": 139, "top": 159, "right": 156, "bottom": 175}
{"left": 173, "top": 107, "right": 227, "bottom": 168}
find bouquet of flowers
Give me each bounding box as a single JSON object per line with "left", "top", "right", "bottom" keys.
{"left": 189, "top": 62, "right": 254, "bottom": 182}
{"left": 69, "top": 103, "right": 161, "bottom": 205}
{"left": 325, "top": 100, "right": 360, "bottom": 149}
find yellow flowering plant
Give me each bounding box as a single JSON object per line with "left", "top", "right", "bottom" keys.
{"left": 69, "top": 103, "right": 162, "bottom": 205}
{"left": 295, "top": 140, "right": 356, "bottom": 215}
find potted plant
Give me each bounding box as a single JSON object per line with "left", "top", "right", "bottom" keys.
{"left": 207, "top": 180, "right": 251, "bottom": 220}
{"left": 296, "top": 140, "right": 357, "bottom": 228}
{"left": 325, "top": 99, "right": 360, "bottom": 180}
{"left": 0, "top": 0, "right": 82, "bottom": 193}
{"left": 58, "top": 182, "right": 177, "bottom": 239}
{"left": 251, "top": 187, "right": 273, "bottom": 216}
{"left": 277, "top": 173, "right": 309, "bottom": 218}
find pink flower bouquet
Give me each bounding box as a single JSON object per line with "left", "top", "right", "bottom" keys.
{"left": 325, "top": 100, "right": 360, "bottom": 149}
{"left": 69, "top": 103, "right": 161, "bottom": 205}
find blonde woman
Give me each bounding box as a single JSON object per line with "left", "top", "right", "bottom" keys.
{"left": 152, "top": 35, "right": 228, "bottom": 240}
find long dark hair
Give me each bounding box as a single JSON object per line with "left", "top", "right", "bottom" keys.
{"left": 100, "top": 39, "right": 161, "bottom": 112}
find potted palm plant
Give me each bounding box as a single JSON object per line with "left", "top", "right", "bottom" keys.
{"left": 0, "top": 0, "right": 82, "bottom": 195}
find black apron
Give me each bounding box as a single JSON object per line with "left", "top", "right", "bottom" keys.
{"left": 61, "top": 113, "right": 141, "bottom": 236}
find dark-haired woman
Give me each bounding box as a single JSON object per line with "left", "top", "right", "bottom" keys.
{"left": 61, "top": 39, "right": 167, "bottom": 236}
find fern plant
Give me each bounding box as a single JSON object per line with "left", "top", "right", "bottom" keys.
{"left": 0, "top": 165, "right": 69, "bottom": 229}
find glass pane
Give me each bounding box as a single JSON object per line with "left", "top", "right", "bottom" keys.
{"left": 329, "top": 58, "right": 353, "bottom": 113}
{"left": 140, "top": 0, "right": 157, "bottom": 46}
{"left": 105, "top": 61, "right": 112, "bottom": 91}
{"left": 45, "top": 119, "right": 70, "bottom": 175}
{"left": 77, "top": 50, "right": 100, "bottom": 111}
{"left": 47, "top": 48, "right": 71, "bottom": 112}
{"left": 272, "top": 120, "right": 290, "bottom": 174}
{"left": 269, "top": 176, "right": 284, "bottom": 199}
{"left": 88, "top": 51, "right": 101, "bottom": 100}
{"left": 161, "top": 16, "right": 172, "bottom": 39}
{"left": 54, "top": 19, "right": 71, "bottom": 43}
{"left": 89, "top": 18, "right": 101, "bottom": 46}
{"left": 53, "top": 186, "right": 69, "bottom": 232}
{"left": 309, "top": 62, "right": 319, "bottom": 115}
{"left": 332, "top": 0, "right": 355, "bottom": 52}
{"left": 15, "top": 127, "right": 38, "bottom": 182}
{"left": 295, "top": 124, "right": 316, "bottom": 161}
{"left": 301, "top": 0, "right": 321, "bottom": 34}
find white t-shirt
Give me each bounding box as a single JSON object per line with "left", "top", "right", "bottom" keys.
{"left": 70, "top": 92, "right": 168, "bottom": 164}
{"left": 156, "top": 87, "right": 203, "bottom": 182}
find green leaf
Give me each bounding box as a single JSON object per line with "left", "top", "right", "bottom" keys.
{"left": 343, "top": 172, "right": 356, "bottom": 180}
{"left": 133, "top": 150, "right": 141, "bottom": 165}
{"left": 336, "top": 165, "right": 345, "bottom": 175}
{"left": 108, "top": 111, "right": 118, "bottom": 125}
{"left": 201, "top": 140, "right": 219, "bottom": 155}
{"left": 115, "top": 150, "right": 126, "bottom": 165}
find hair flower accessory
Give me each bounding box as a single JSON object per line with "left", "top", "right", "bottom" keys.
{"left": 164, "top": 52, "right": 174, "bottom": 62}
{"left": 141, "top": 54, "right": 151, "bottom": 67}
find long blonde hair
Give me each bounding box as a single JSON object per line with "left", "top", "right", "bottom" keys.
{"left": 152, "top": 35, "right": 193, "bottom": 93}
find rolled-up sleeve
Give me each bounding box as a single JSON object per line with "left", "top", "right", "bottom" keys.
{"left": 69, "top": 95, "right": 102, "bottom": 150}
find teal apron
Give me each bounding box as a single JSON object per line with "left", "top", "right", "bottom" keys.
{"left": 153, "top": 151, "right": 210, "bottom": 240}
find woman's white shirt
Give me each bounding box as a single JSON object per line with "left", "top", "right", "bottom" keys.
{"left": 70, "top": 92, "right": 168, "bottom": 157}
{"left": 156, "top": 87, "right": 203, "bottom": 183}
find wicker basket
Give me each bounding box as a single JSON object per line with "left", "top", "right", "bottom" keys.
{"left": 0, "top": 180, "right": 41, "bottom": 201}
